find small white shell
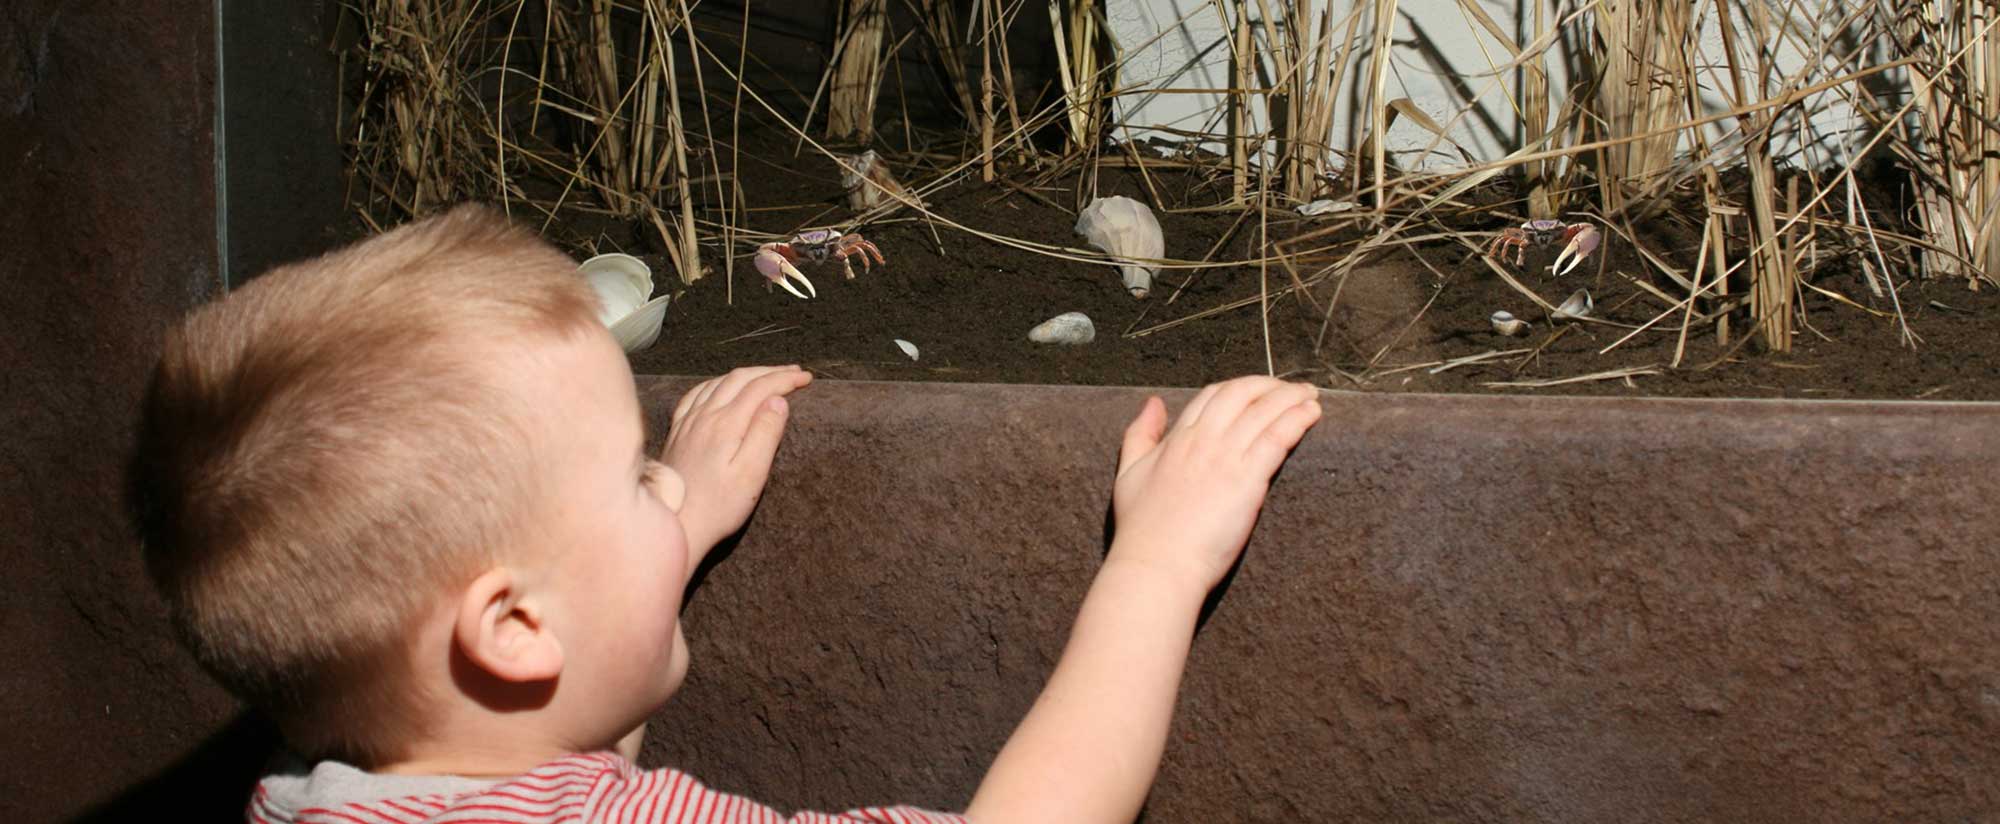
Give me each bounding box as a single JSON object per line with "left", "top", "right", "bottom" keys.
{"left": 1490, "top": 310, "right": 1530, "bottom": 337}
{"left": 1028, "top": 311, "right": 1096, "bottom": 345}
{"left": 579, "top": 253, "right": 671, "bottom": 353}
{"left": 893, "top": 339, "right": 920, "bottom": 361}
{"left": 1552, "top": 289, "right": 1594, "bottom": 321}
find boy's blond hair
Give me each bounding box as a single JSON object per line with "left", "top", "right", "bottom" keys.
{"left": 130, "top": 204, "right": 603, "bottom": 764}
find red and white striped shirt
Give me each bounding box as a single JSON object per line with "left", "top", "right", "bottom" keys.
{"left": 246, "top": 751, "right": 968, "bottom": 824}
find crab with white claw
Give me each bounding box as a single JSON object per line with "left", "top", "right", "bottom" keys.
{"left": 752, "top": 229, "right": 886, "bottom": 299}
{"left": 1487, "top": 219, "right": 1601, "bottom": 276}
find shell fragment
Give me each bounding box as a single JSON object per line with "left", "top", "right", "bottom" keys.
{"left": 893, "top": 339, "right": 920, "bottom": 361}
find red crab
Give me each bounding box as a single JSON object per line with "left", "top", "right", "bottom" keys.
{"left": 752, "top": 229, "right": 886, "bottom": 299}
{"left": 1487, "top": 219, "right": 1600, "bottom": 276}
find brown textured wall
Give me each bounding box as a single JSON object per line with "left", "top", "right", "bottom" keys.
{"left": 0, "top": 1, "right": 276, "bottom": 822}
{"left": 638, "top": 378, "right": 2000, "bottom": 822}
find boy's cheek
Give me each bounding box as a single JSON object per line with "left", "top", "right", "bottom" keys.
{"left": 664, "top": 623, "right": 691, "bottom": 694}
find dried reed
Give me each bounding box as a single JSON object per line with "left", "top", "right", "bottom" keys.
{"left": 1889, "top": 1, "right": 2000, "bottom": 288}
{"left": 340, "top": 0, "right": 496, "bottom": 216}
{"left": 827, "top": 0, "right": 889, "bottom": 142}
{"left": 1586, "top": 0, "right": 1697, "bottom": 214}
{"left": 1051, "top": 0, "right": 1114, "bottom": 152}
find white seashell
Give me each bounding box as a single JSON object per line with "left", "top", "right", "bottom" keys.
{"left": 1296, "top": 199, "right": 1356, "bottom": 216}
{"left": 1552, "top": 289, "right": 1594, "bottom": 321}
{"left": 893, "top": 339, "right": 920, "bottom": 361}
{"left": 1490, "top": 310, "right": 1530, "bottom": 337}
{"left": 579, "top": 253, "right": 672, "bottom": 353}
{"left": 1075, "top": 196, "right": 1164, "bottom": 299}
{"left": 1028, "top": 311, "right": 1095, "bottom": 345}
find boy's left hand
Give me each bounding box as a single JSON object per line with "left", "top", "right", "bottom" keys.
{"left": 661, "top": 365, "right": 813, "bottom": 555}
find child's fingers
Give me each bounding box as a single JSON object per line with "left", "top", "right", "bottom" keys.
{"left": 673, "top": 376, "right": 722, "bottom": 426}
{"left": 1171, "top": 382, "right": 1224, "bottom": 433}
{"left": 1178, "top": 375, "right": 1287, "bottom": 436}
{"left": 1117, "top": 396, "right": 1168, "bottom": 477}
{"left": 721, "top": 370, "right": 813, "bottom": 455}
{"left": 672, "top": 366, "right": 802, "bottom": 431}
{"left": 703, "top": 365, "right": 803, "bottom": 412}
{"left": 732, "top": 393, "right": 793, "bottom": 465}
{"left": 1248, "top": 398, "right": 1323, "bottom": 469}
{"left": 1225, "top": 383, "right": 1319, "bottom": 454}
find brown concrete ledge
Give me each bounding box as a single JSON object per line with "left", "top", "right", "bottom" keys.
{"left": 637, "top": 377, "right": 2000, "bottom": 822}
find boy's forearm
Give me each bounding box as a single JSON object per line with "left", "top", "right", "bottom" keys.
{"left": 964, "top": 555, "right": 1209, "bottom": 824}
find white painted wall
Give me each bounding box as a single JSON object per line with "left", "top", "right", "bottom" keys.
{"left": 1102, "top": 1, "right": 1887, "bottom": 175}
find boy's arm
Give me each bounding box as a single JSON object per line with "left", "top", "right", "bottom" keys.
{"left": 659, "top": 365, "right": 813, "bottom": 564}
{"left": 964, "top": 378, "right": 1322, "bottom": 824}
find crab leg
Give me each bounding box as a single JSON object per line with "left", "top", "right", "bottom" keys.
{"left": 1551, "top": 225, "right": 1601, "bottom": 276}
{"left": 834, "top": 239, "right": 885, "bottom": 280}
{"left": 754, "top": 246, "right": 817, "bottom": 299}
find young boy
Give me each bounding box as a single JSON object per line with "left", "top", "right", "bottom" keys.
{"left": 130, "top": 205, "right": 1323, "bottom": 823}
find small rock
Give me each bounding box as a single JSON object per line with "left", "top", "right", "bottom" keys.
{"left": 1028, "top": 312, "right": 1095, "bottom": 345}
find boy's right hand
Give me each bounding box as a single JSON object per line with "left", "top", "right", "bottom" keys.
{"left": 660, "top": 365, "right": 813, "bottom": 555}
{"left": 1107, "top": 376, "right": 1322, "bottom": 594}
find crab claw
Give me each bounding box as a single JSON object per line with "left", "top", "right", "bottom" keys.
{"left": 754, "top": 246, "right": 817, "bottom": 299}
{"left": 1551, "top": 224, "right": 1601, "bottom": 276}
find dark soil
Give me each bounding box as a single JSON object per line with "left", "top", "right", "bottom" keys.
{"left": 598, "top": 135, "right": 2000, "bottom": 399}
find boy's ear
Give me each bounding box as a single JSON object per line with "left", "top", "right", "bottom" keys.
{"left": 455, "top": 567, "right": 564, "bottom": 683}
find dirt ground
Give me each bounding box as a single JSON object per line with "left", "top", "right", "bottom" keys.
{"left": 582, "top": 135, "right": 2000, "bottom": 400}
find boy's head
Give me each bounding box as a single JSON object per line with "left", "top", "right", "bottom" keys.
{"left": 131, "top": 204, "right": 695, "bottom": 766}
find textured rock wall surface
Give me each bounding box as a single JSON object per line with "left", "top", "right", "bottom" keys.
{"left": 640, "top": 378, "right": 2000, "bottom": 822}
{"left": 0, "top": 1, "right": 270, "bottom": 822}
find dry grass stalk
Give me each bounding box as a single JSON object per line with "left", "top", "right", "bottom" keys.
{"left": 1241, "top": 0, "right": 1359, "bottom": 203}
{"left": 978, "top": 0, "right": 997, "bottom": 181}
{"left": 1484, "top": 365, "right": 1662, "bottom": 388}
{"left": 352, "top": 0, "right": 709, "bottom": 282}
{"left": 1051, "top": 0, "right": 1114, "bottom": 152}
{"left": 1231, "top": 6, "right": 1251, "bottom": 204}
{"left": 648, "top": 0, "right": 703, "bottom": 282}
{"left": 548, "top": 0, "right": 703, "bottom": 281}
{"left": 1447, "top": 0, "right": 1575, "bottom": 217}
{"left": 912, "top": 0, "right": 978, "bottom": 128}
{"left": 340, "top": 0, "right": 494, "bottom": 216}
{"left": 828, "top": 0, "right": 889, "bottom": 142}
{"left": 1891, "top": 1, "right": 2000, "bottom": 288}
{"left": 1521, "top": 0, "right": 1555, "bottom": 219}
{"left": 1364, "top": 0, "right": 1399, "bottom": 212}
{"left": 1714, "top": 0, "right": 1796, "bottom": 352}
{"left": 1587, "top": 0, "right": 1696, "bottom": 214}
